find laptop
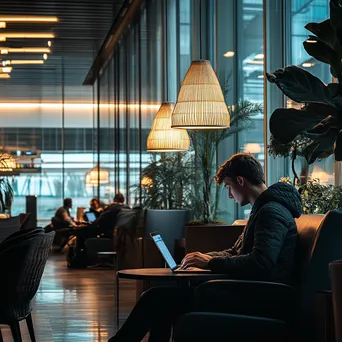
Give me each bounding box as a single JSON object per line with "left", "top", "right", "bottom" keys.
{"left": 85, "top": 211, "right": 97, "bottom": 223}
{"left": 150, "top": 232, "right": 211, "bottom": 273}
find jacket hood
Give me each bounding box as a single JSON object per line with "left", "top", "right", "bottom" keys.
{"left": 252, "top": 182, "right": 302, "bottom": 218}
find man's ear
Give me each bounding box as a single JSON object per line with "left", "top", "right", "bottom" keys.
{"left": 236, "top": 176, "right": 245, "bottom": 186}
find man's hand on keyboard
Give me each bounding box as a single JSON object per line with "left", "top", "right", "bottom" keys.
{"left": 180, "top": 252, "right": 212, "bottom": 269}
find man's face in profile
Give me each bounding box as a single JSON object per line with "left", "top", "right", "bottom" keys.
{"left": 223, "top": 176, "right": 249, "bottom": 206}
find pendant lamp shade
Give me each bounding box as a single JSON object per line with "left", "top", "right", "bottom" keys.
{"left": 171, "top": 60, "right": 230, "bottom": 129}
{"left": 0, "top": 153, "right": 16, "bottom": 171}
{"left": 85, "top": 164, "right": 109, "bottom": 185}
{"left": 147, "top": 102, "right": 190, "bottom": 152}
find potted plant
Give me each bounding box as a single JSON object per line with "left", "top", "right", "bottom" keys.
{"left": 266, "top": 0, "right": 342, "bottom": 169}
{"left": 280, "top": 176, "right": 342, "bottom": 214}
{"left": 135, "top": 152, "right": 193, "bottom": 254}
{"left": 0, "top": 154, "right": 14, "bottom": 214}
{"left": 138, "top": 152, "right": 194, "bottom": 210}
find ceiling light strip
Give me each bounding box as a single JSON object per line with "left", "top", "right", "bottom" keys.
{"left": 0, "top": 16, "right": 58, "bottom": 22}
{"left": 0, "top": 48, "right": 51, "bottom": 54}
{"left": 0, "top": 33, "right": 55, "bottom": 39}
{"left": 2, "top": 60, "right": 44, "bottom": 65}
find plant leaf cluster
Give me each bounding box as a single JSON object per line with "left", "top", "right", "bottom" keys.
{"left": 267, "top": 0, "right": 342, "bottom": 164}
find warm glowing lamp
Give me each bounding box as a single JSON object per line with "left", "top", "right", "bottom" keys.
{"left": 171, "top": 60, "right": 230, "bottom": 129}
{"left": 0, "top": 153, "right": 16, "bottom": 171}
{"left": 147, "top": 102, "right": 190, "bottom": 152}
{"left": 85, "top": 165, "right": 109, "bottom": 185}
{"left": 141, "top": 176, "right": 153, "bottom": 188}
{"left": 311, "top": 168, "right": 333, "bottom": 185}
{"left": 244, "top": 143, "right": 261, "bottom": 154}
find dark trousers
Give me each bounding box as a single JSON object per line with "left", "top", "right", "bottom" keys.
{"left": 109, "top": 286, "right": 195, "bottom": 342}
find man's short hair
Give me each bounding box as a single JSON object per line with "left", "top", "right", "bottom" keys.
{"left": 114, "top": 193, "right": 125, "bottom": 204}
{"left": 63, "top": 198, "right": 72, "bottom": 207}
{"left": 215, "top": 153, "right": 265, "bottom": 185}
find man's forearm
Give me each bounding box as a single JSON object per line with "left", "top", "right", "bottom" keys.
{"left": 206, "top": 249, "right": 235, "bottom": 258}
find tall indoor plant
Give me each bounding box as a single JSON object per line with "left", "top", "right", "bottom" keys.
{"left": 138, "top": 152, "right": 194, "bottom": 210}
{"left": 136, "top": 152, "right": 194, "bottom": 254}
{"left": 267, "top": 0, "right": 342, "bottom": 167}
{"left": 189, "top": 97, "right": 262, "bottom": 223}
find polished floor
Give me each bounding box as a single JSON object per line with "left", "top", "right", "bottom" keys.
{"left": 0, "top": 252, "right": 137, "bottom": 341}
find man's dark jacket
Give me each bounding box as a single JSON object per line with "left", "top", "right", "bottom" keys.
{"left": 207, "top": 182, "right": 302, "bottom": 285}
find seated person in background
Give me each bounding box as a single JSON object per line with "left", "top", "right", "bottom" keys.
{"left": 112, "top": 192, "right": 131, "bottom": 209}
{"left": 109, "top": 153, "right": 302, "bottom": 342}
{"left": 53, "top": 198, "right": 76, "bottom": 228}
{"left": 86, "top": 198, "right": 103, "bottom": 219}
{"left": 74, "top": 193, "right": 130, "bottom": 245}
{"left": 52, "top": 198, "right": 77, "bottom": 251}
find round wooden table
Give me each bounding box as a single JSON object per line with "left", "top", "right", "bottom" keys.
{"left": 115, "top": 268, "right": 229, "bottom": 328}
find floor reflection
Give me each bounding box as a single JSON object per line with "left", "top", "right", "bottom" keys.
{"left": 0, "top": 253, "right": 136, "bottom": 341}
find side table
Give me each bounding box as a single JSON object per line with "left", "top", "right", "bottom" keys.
{"left": 115, "top": 268, "right": 228, "bottom": 329}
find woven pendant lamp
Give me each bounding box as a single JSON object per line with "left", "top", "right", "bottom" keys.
{"left": 147, "top": 102, "right": 190, "bottom": 152}
{"left": 171, "top": 60, "right": 230, "bottom": 129}
{"left": 85, "top": 164, "right": 109, "bottom": 185}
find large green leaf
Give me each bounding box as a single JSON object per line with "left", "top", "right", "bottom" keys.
{"left": 307, "top": 115, "right": 342, "bottom": 135}
{"left": 305, "top": 20, "right": 336, "bottom": 49}
{"left": 335, "top": 129, "right": 342, "bottom": 161}
{"left": 303, "top": 39, "right": 340, "bottom": 73}
{"left": 269, "top": 104, "right": 330, "bottom": 144}
{"left": 266, "top": 66, "right": 337, "bottom": 107}
{"left": 302, "top": 129, "right": 337, "bottom": 164}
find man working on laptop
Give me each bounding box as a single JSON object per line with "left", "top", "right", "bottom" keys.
{"left": 109, "top": 153, "right": 302, "bottom": 342}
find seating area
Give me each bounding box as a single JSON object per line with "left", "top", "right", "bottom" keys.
{"left": 0, "top": 211, "right": 340, "bottom": 341}
{"left": 1, "top": 0, "right": 342, "bottom": 341}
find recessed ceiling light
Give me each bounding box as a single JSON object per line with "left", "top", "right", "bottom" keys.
{"left": 0, "top": 67, "right": 12, "bottom": 73}
{"left": 0, "top": 47, "right": 51, "bottom": 54}
{"left": 0, "top": 33, "right": 55, "bottom": 39}
{"left": 305, "top": 39, "right": 317, "bottom": 43}
{"left": 302, "top": 62, "right": 315, "bottom": 68}
{"left": 2, "top": 60, "right": 44, "bottom": 65}
{"left": 47, "top": 41, "right": 52, "bottom": 47}
{"left": 255, "top": 54, "right": 264, "bottom": 59}
{"left": 224, "top": 51, "right": 235, "bottom": 58}
{"left": 43, "top": 53, "right": 48, "bottom": 60}
{"left": 247, "top": 60, "right": 263, "bottom": 65}
{"left": 0, "top": 16, "right": 58, "bottom": 22}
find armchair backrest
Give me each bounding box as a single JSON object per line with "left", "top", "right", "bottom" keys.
{"left": 294, "top": 210, "right": 342, "bottom": 340}
{"left": 0, "top": 229, "right": 54, "bottom": 319}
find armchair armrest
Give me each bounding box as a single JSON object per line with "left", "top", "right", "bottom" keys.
{"left": 195, "top": 279, "right": 297, "bottom": 324}
{"left": 174, "top": 312, "right": 289, "bottom": 342}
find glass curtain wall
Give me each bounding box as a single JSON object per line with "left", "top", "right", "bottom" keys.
{"left": 235, "top": 0, "right": 265, "bottom": 218}
{"left": 97, "top": 0, "right": 163, "bottom": 208}
{"left": 287, "top": 0, "right": 333, "bottom": 185}
{"left": 96, "top": 0, "right": 334, "bottom": 220}
{"left": 2, "top": 84, "right": 94, "bottom": 224}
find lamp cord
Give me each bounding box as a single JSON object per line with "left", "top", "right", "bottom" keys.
{"left": 165, "top": 2, "right": 169, "bottom": 101}
{"left": 199, "top": 1, "right": 202, "bottom": 59}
